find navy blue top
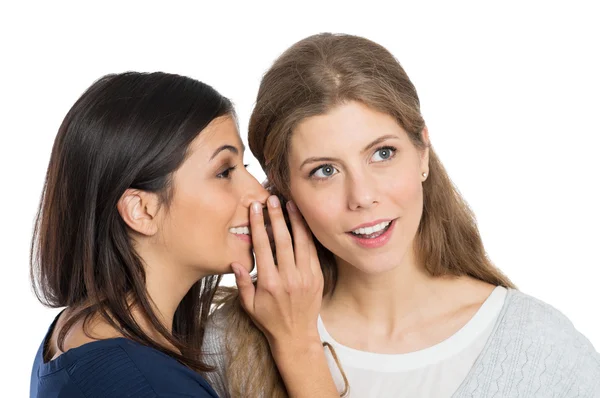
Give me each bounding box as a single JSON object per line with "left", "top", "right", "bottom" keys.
{"left": 30, "top": 314, "right": 219, "bottom": 397}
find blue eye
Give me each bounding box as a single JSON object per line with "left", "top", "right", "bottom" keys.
{"left": 371, "top": 146, "right": 396, "bottom": 162}
{"left": 310, "top": 164, "right": 338, "bottom": 179}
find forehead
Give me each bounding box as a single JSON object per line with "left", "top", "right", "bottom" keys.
{"left": 290, "top": 101, "right": 405, "bottom": 156}
{"left": 188, "top": 116, "right": 242, "bottom": 159}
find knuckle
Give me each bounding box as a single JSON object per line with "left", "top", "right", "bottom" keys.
{"left": 262, "top": 278, "right": 279, "bottom": 293}
{"left": 301, "top": 279, "right": 312, "bottom": 292}
{"left": 285, "top": 278, "right": 300, "bottom": 293}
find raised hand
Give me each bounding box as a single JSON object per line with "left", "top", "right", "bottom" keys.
{"left": 230, "top": 195, "right": 339, "bottom": 397}
{"left": 231, "top": 195, "right": 323, "bottom": 352}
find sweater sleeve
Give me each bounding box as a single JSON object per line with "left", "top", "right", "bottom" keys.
{"left": 517, "top": 292, "right": 600, "bottom": 397}
{"left": 554, "top": 317, "right": 600, "bottom": 397}
{"left": 202, "top": 310, "right": 231, "bottom": 398}
{"left": 454, "top": 289, "right": 600, "bottom": 398}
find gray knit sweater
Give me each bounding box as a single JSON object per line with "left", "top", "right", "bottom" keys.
{"left": 203, "top": 289, "right": 600, "bottom": 397}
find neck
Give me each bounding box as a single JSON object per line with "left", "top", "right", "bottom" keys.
{"left": 134, "top": 244, "right": 204, "bottom": 337}
{"left": 323, "top": 249, "right": 455, "bottom": 326}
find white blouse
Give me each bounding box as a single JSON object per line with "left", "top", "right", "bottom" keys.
{"left": 318, "top": 286, "right": 508, "bottom": 398}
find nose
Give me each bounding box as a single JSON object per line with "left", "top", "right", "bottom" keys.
{"left": 347, "top": 170, "right": 378, "bottom": 211}
{"left": 240, "top": 170, "right": 269, "bottom": 208}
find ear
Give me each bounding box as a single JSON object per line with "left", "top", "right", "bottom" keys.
{"left": 420, "top": 126, "right": 430, "bottom": 178}
{"left": 117, "top": 189, "right": 161, "bottom": 236}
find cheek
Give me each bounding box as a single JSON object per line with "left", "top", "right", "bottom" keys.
{"left": 381, "top": 156, "right": 424, "bottom": 208}
{"left": 301, "top": 201, "right": 335, "bottom": 235}
{"left": 166, "top": 185, "right": 234, "bottom": 248}
{"left": 292, "top": 183, "right": 342, "bottom": 243}
{"left": 386, "top": 173, "right": 423, "bottom": 209}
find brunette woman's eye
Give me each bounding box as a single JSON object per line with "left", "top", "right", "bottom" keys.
{"left": 217, "top": 165, "right": 237, "bottom": 179}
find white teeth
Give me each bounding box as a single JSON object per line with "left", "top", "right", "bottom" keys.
{"left": 352, "top": 221, "right": 390, "bottom": 235}
{"left": 229, "top": 226, "right": 250, "bottom": 235}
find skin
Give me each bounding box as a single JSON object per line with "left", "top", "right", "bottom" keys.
{"left": 288, "top": 101, "right": 495, "bottom": 355}
{"left": 234, "top": 197, "right": 339, "bottom": 397}
{"left": 48, "top": 116, "right": 269, "bottom": 355}
{"left": 47, "top": 113, "right": 338, "bottom": 397}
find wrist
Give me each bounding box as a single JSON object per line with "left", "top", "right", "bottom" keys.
{"left": 269, "top": 335, "right": 323, "bottom": 361}
{"left": 269, "top": 337, "right": 339, "bottom": 397}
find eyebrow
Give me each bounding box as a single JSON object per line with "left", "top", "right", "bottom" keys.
{"left": 210, "top": 144, "right": 244, "bottom": 161}
{"left": 299, "top": 134, "right": 400, "bottom": 170}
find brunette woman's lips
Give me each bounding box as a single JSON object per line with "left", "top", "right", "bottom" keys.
{"left": 346, "top": 219, "right": 396, "bottom": 249}
{"left": 229, "top": 225, "right": 251, "bottom": 243}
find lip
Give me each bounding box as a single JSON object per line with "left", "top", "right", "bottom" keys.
{"left": 346, "top": 218, "right": 396, "bottom": 249}
{"left": 232, "top": 233, "right": 252, "bottom": 243}
{"left": 230, "top": 223, "right": 251, "bottom": 243}
{"left": 348, "top": 218, "right": 394, "bottom": 232}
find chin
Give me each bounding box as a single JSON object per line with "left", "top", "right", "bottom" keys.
{"left": 233, "top": 253, "right": 255, "bottom": 273}
{"left": 338, "top": 250, "right": 409, "bottom": 275}
{"left": 239, "top": 260, "right": 255, "bottom": 273}
{"left": 353, "top": 262, "right": 399, "bottom": 275}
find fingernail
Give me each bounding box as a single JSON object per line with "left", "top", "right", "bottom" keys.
{"left": 268, "top": 195, "right": 280, "bottom": 208}
{"left": 286, "top": 200, "right": 297, "bottom": 213}
{"left": 251, "top": 202, "right": 262, "bottom": 214}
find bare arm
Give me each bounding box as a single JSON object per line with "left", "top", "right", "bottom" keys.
{"left": 270, "top": 340, "right": 339, "bottom": 398}
{"left": 231, "top": 196, "right": 338, "bottom": 397}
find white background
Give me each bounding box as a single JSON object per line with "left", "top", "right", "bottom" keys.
{"left": 1, "top": 1, "right": 598, "bottom": 395}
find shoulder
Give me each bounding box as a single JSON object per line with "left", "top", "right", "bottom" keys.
{"left": 203, "top": 304, "right": 231, "bottom": 361}
{"left": 501, "top": 289, "right": 597, "bottom": 351}
{"left": 487, "top": 289, "right": 600, "bottom": 395}
{"left": 118, "top": 339, "right": 219, "bottom": 397}
{"left": 204, "top": 304, "right": 229, "bottom": 343}
{"left": 201, "top": 306, "right": 232, "bottom": 398}
{"left": 201, "top": 299, "right": 270, "bottom": 398}
{"left": 36, "top": 339, "right": 218, "bottom": 398}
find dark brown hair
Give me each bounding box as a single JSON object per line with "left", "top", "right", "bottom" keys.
{"left": 214, "top": 33, "right": 514, "bottom": 396}
{"left": 31, "top": 71, "right": 231, "bottom": 371}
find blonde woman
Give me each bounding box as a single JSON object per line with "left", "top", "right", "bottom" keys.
{"left": 204, "top": 34, "right": 600, "bottom": 397}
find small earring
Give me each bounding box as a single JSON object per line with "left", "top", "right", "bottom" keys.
{"left": 422, "top": 172, "right": 428, "bottom": 179}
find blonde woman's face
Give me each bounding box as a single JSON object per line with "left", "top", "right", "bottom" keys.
{"left": 288, "top": 101, "right": 429, "bottom": 274}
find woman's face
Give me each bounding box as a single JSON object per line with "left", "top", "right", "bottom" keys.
{"left": 156, "top": 116, "right": 268, "bottom": 276}
{"left": 288, "top": 101, "right": 429, "bottom": 274}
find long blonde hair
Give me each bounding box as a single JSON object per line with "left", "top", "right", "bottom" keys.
{"left": 212, "top": 33, "right": 514, "bottom": 397}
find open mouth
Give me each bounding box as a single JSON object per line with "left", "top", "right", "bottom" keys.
{"left": 229, "top": 226, "right": 250, "bottom": 235}
{"left": 229, "top": 226, "right": 251, "bottom": 243}
{"left": 346, "top": 219, "right": 396, "bottom": 249}
{"left": 349, "top": 220, "right": 392, "bottom": 239}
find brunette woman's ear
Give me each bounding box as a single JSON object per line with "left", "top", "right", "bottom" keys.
{"left": 117, "top": 189, "right": 161, "bottom": 236}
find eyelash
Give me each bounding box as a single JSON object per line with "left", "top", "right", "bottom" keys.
{"left": 308, "top": 146, "right": 397, "bottom": 180}
{"left": 372, "top": 146, "right": 397, "bottom": 162}
{"left": 217, "top": 163, "right": 249, "bottom": 179}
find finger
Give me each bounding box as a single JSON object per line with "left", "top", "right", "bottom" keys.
{"left": 249, "top": 201, "right": 277, "bottom": 282}
{"left": 267, "top": 195, "right": 296, "bottom": 277}
{"left": 286, "top": 200, "right": 311, "bottom": 275}
{"left": 232, "top": 263, "right": 256, "bottom": 314}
